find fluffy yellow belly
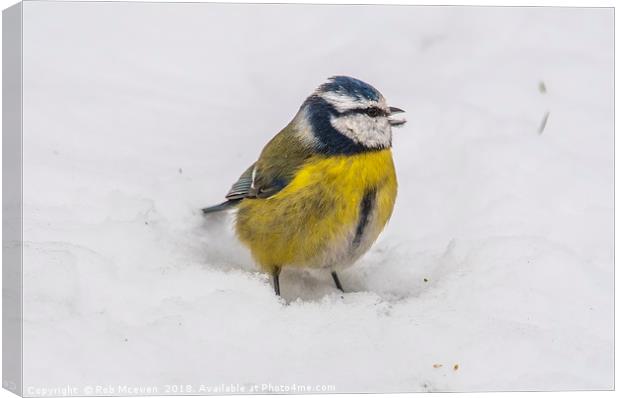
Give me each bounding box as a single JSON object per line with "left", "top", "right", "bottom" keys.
{"left": 235, "top": 149, "right": 397, "bottom": 273}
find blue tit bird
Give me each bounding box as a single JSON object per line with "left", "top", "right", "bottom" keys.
{"left": 202, "top": 76, "right": 406, "bottom": 296}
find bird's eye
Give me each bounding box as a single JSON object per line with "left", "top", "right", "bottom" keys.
{"left": 366, "top": 107, "right": 381, "bottom": 117}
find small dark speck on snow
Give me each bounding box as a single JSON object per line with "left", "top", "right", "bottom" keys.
{"left": 538, "top": 81, "right": 547, "bottom": 94}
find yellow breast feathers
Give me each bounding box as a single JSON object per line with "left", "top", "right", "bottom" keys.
{"left": 235, "top": 149, "right": 397, "bottom": 272}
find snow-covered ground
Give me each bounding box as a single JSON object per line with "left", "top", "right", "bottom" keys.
{"left": 19, "top": 2, "right": 612, "bottom": 393}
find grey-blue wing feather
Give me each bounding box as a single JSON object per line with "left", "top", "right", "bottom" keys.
{"left": 201, "top": 163, "right": 255, "bottom": 214}
{"left": 225, "top": 163, "right": 256, "bottom": 200}
{"left": 201, "top": 200, "right": 240, "bottom": 214}
{"left": 201, "top": 121, "right": 313, "bottom": 214}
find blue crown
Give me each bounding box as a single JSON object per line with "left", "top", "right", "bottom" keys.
{"left": 318, "top": 76, "right": 381, "bottom": 102}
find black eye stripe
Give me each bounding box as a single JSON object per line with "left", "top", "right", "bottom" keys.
{"left": 339, "top": 107, "right": 387, "bottom": 118}
{"left": 365, "top": 108, "right": 379, "bottom": 117}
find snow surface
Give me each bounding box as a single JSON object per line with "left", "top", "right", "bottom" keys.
{"left": 20, "top": 2, "right": 613, "bottom": 393}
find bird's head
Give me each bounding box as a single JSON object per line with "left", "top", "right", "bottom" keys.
{"left": 298, "top": 76, "right": 406, "bottom": 154}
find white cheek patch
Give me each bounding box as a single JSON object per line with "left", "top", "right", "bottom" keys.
{"left": 312, "top": 89, "right": 392, "bottom": 149}
{"left": 330, "top": 114, "right": 392, "bottom": 149}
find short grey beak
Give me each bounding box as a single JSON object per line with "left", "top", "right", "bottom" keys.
{"left": 388, "top": 106, "right": 406, "bottom": 126}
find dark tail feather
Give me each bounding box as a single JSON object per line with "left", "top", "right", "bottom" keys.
{"left": 201, "top": 200, "right": 241, "bottom": 214}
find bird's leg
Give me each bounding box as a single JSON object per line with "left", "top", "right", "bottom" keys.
{"left": 331, "top": 271, "right": 344, "bottom": 292}
{"left": 273, "top": 266, "right": 281, "bottom": 296}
